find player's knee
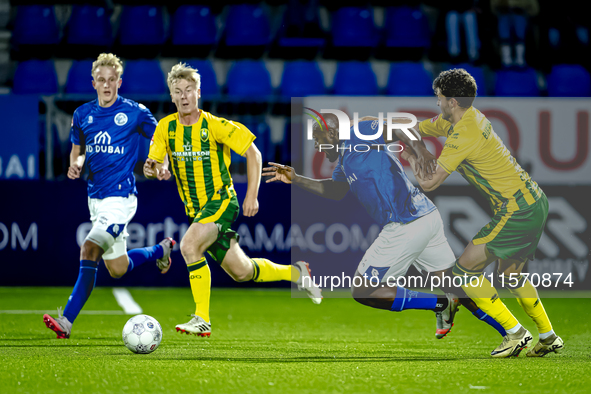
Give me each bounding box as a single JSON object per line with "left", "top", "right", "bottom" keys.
{"left": 80, "top": 241, "right": 102, "bottom": 261}
{"left": 180, "top": 237, "right": 206, "bottom": 260}
{"left": 108, "top": 266, "right": 127, "bottom": 279}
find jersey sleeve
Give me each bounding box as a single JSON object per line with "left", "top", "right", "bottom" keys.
{"left": 332, "top": 163, "right": 347, "bottom": 183}
{"left": 211, "top": 116, "right": 256, "bottom": 156}
{"left": 137, "top": 103, "right": 158, "bottom": 139}
{"left": 70, "top": 109, "right": 82, "bottom": 145}
{"left": 148, "top": 120, "right": 168, "bottom": 163}
{"left": 418, "top": 114, "right": 452, "bottom": 138}
{"left": 437, "top": 125, "right": 478, "bottom": 174}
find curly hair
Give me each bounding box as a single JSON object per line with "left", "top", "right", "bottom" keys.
{"left": 167, "top": 62, "right": 201, "bottom": 92}
{"left": 432, "top": 68, "right": 477, "bottom": 108}
{"left": 92, "top": 53, "right": 123, "bottom": 78}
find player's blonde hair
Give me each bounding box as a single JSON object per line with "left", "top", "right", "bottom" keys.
{"left": 167, "top": 62, "right": 201, "bottom": 92}
{"left": 92, "top": 53, "right": 123, "bottom": 78}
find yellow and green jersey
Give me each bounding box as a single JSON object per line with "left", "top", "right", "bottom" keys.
{"left": 419, "top": 107, "right": 542, "bottom": 214}
{"left": 149, "top": 111, "right": 255, "bottom": 217}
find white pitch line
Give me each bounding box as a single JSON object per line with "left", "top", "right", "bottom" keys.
{"left": 112, "top": 288, "right": 142, "bottom": 315}
{"left": 0, "top": 310, "right": 125, "bottom": 315}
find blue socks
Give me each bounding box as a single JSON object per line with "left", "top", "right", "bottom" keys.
{"left": 127, "top": 245, "right": 164, "bottom": 273}
{"left": 473, "top": 308, "right": 507, "bottom": 337}
{"left": 390, "top": 286, "right": 440, "bottom": 311}
{"left": 63, "top": 260, "right": 98, "bottom": 323}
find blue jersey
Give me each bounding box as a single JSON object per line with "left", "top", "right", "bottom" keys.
{"left": 70, "top": 96, "right": 157, "bottom": 199}
{"left": 332, "top": 120, "right": 436, "bottom": 227}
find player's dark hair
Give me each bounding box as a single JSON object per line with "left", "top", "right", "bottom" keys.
{"left": 433, "top": 68, "right": 477, "bottom": 108}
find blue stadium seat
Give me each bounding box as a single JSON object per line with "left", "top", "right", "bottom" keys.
{"left": 547, "top": 64, "right": 591, "bottom": 97}
{"left": 119, "top": 6, "right": 165, "bottom": 46}
{"left": 172, "top": 6, "right": 216, "bottom": 46}
{"left": 384, "top": 6, "right": 430, "bottom": 48}
{"left": 226, "top": 61, "right": 272, "bottom": 97}
{"left": 333, "top": 61, "right": 378, "bottom": 95}
{"left": 118, "top": 60, "right": 166, "bottom": 95}
{"left": 185, "top": 60, "right": 219, "bottom": 98}
{"left": 281, "top": 61, "right": 326, "bottom": 97}
{"left": 13, "top": 60, "right": 58, "bottom": 95}
{"left": 12, "top": 5, "right": 59, "bottom": 45}
{"left": 386, "top": 62, "right": 433, "bottom": 96}
{"left": 66, "top": 5, "right": 112, "bottom": 46}
{"left": 66, "top": 60, "right": 95, "bottom": 94}
{"left": 494, "top": 68, "right": 540, "bottom": 97}
{"left": 332, "top": 7, "right": 377, "bottom": 47}
{"left": 225, "top": 4, "right": 270, "bottom": 47}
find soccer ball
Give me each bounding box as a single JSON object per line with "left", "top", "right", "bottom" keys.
{"left": 122, "top": 314, "right": 162, "bottom": 354}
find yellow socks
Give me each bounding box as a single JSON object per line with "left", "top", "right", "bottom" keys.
{"left": 503, "top": 273, "right": 553, "bottom": 334}
{"left": 251, "top": 258, "right": 299, "bottom": 283}
{"left": 453, "top": 260, "right": 519, "bottom": 331}
{"left": 187, "top": 257, "right": 211, "bottom": 323}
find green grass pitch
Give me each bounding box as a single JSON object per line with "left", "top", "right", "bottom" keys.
{"left": 1, "top": 287, "right": 589, "bottom": 393}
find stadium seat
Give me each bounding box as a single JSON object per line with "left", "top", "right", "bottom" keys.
{"left": 225, "top": 4, "right": 270, "bottom": 47}
{"left": 185, "top": 59, "right": 219, "bottom": 98}
{"left": 281, "top": 61, "right": 326, "bottom": 97}
{"left": 547, "top": 64, "right": 591, "bottom": 97}
{"left": 13, "top": 60, "right": 58, "bottom": 95}
{"left": 333, "top": 61, "right": 378, "bottom": 96}
{"left": 226, "top": 60, "right": 272, "bottom": 97}
{"left": 66, "top": 5, "right": 112, "bottom": 47}
{"left": 386, "top": 62, "right": 433, "bottom": 96}
{"left": 384, "top": 6, "right": 430, "bottom": 49}
{"left": 65, "top": 60, "right": 95, "bottom": 94}
{"left": 12, "top": 5, "right": 59, "bottom": 45}
{"left": 118, "top": 6, "right": 165, "bottom": 57}
{"left": 172, "top": 6, "right": 216, "bottom": 46}
{"left": 331, "top": 7, "right": 377, "bottom": 47}
{"left": 12, "top": 5, "right": 59, "bottom": 58}
{"left": 494, "top": 68, "right": 540, "bottom": 97}
{"left": 118, "top": 60, "right": 166, "bottom": 96}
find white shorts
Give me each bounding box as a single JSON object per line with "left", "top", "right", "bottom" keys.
{"left": 87, "top": 194, "right": 137, "bottom": 260}
{"left": 356, "top": 210, "right": 455, "bottom": 283}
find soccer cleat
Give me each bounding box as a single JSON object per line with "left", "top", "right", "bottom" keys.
{"left": 156, "top": 237, "right": 176, "bottom": 274}
{"left": 491, "top": 326, "right": 533, "bottom": 358}
{"left": 526, "top": 334, "right": 564, "bottom": 357}
{"left": 435, "top": 293, "right": 459, "bottom": 339}
{"left": 43, "top": 308, "right": 72, "bottom": 339}
{"left": 175, "top": 314, "right": 211, "bottom": 337}
{"left": 293, "top": 261, "right": 322, "bottom": 305}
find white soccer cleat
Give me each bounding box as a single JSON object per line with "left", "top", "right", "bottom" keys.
{"left": 156, "top": 237, "right": 176, "bottom": 274}
{"left": 175, "top": 314, "right": 211, "bottom": 337}
{"left": 526, "top": 334, "right": 564, "bottom": 357}
{"left": 43, "top": 308, "right": 72, "bottom": 339}
{"left": 294, "top": 261, "right": 322, "bottom": 305}
{"left": 491, "top": 326, "right": 533, "bottom": 358}
{"left": 435, "top": 293, "right": 459, "bottom": 339}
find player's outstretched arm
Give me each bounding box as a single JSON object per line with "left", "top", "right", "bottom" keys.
{"left": 263, "top": 162, "right": 349, "bottom": 200}
{"left": 243, "top": 144, "right": 262, "bottom": 217}
{"left": 143, "top": 158, "right": 161, "bottom": 180}
{"left": 68, "top": 144, "right": 85, "bottom": 180}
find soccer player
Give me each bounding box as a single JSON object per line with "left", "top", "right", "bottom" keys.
{"left": 263, "top": 113, "right": 508, "bottom": 339}
{"left": 403, "top": 68, "right": 563, "bottom": 358}
{"left": 143, "top": 63, "right": 321, "bottom": 337}
{"left": 43, "top": 53, "right": 176, "bottom": 339}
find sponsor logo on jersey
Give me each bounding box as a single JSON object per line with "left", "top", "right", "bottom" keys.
{"left": 114, "top": 112, "right": 128, "bottom": 126}
{"left": 200, "top": 128, "right": 209, "bottom": 142}
{"left": 431, "top": 114, "right": 440, "bottom": 123}
{"left": 86, "top": 131, "right": 125, "bottom": 154}
{"left": 88, "top": 116, "right": 93, "bottom": 124}
{"left": 168, "top": 131, "right": 176, "bottom": 138}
